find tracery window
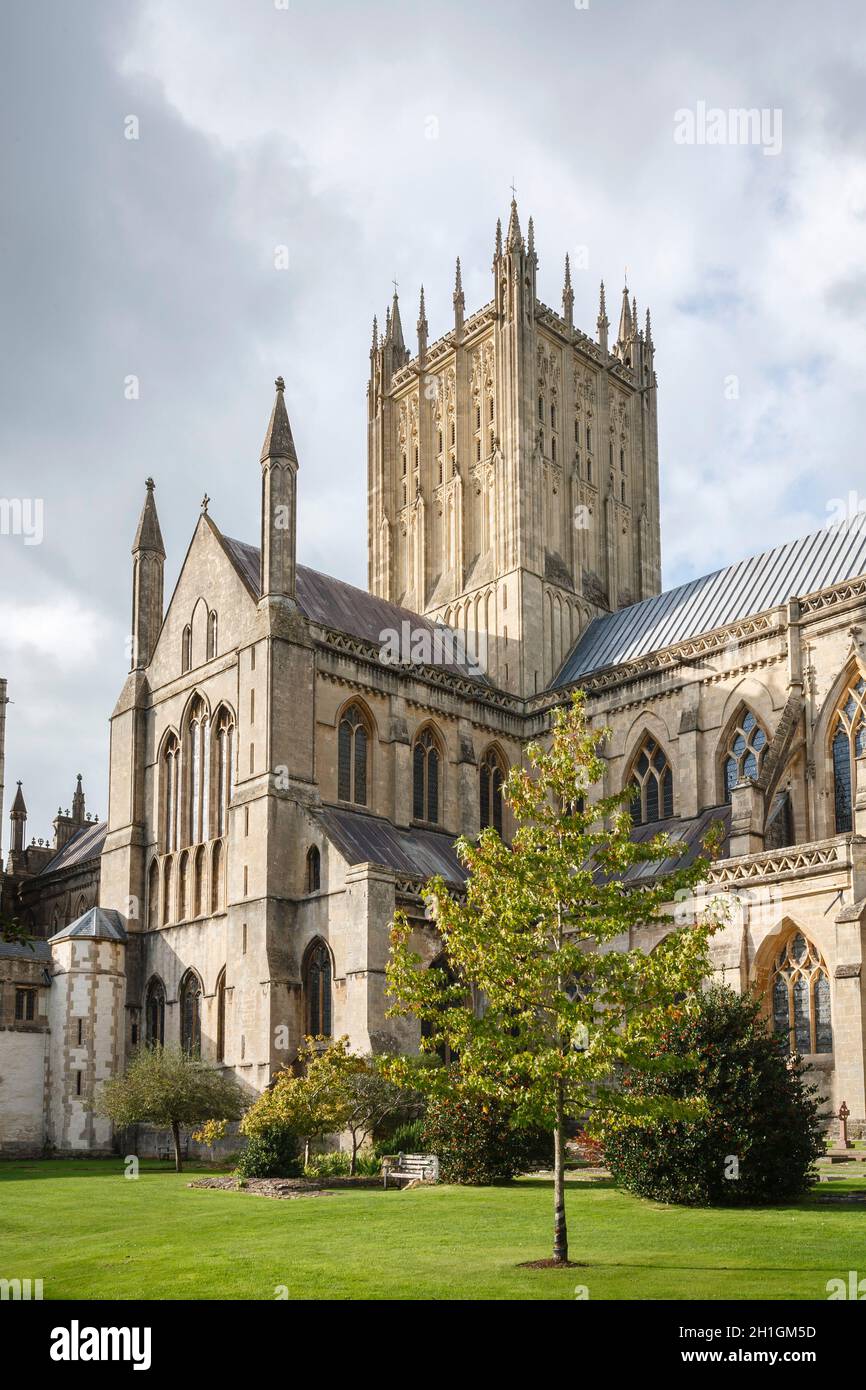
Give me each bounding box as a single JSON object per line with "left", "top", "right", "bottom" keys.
{"left": 413, "top": 728, "right": 441, "bottom": 823}
{"left": 337, "top": 704, "right": 368, "bottom": 806}
{"left": 723, "top": 708, "right": 768, "bottom": 800}
{"left": 186, "top": 698, "right": 210, "bottom": 845}
{"left": 214, "top": 707, "right": 235, "bottom": 837}
{"left": 180, "top": 971, "right": 202, "bottom": 1055}
{"left": 479, "top": 749, "right": 505, "bottom": 834}
{"left": 832, "top": 675, "right": 866, "bottom": 833}
{"left": 628, "top": 734, "right": 674, "bottom": 824}
{"left": 304, "top": 941, "right": 332, "bottom": 1037}
{"left": 771, "top": 932, "right": 832, "bottom": 1055}
{"left": 145, "top": 977, "right": 165, "bottom": 1047}
{"left": 162, "top": 734, "right": 180, "bottom": 852}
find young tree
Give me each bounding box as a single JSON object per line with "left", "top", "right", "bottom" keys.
{"left": 386, "top": 692, "right": 724, "bottom": 1265}
{"left": 93, "top": 1046, "right": 244, "bottom": 1172}
{"left": 241, "top": 1037, "right": 424, "bottom": 1174}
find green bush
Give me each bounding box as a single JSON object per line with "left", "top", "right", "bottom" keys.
{"left": 421, "top": 1094, "right": 529, "bottom": 1185}
{"left": 235, "top": 1126, "right": 302, "bottom": 1179}
{"left": 373, "top": 1120, "right": 426, "bottom": 1159}
{"left": 598, "top": 986, "right": 825, "bottom": 1206}
{"left": 304, "top": 1151, "right": 350, "bottom": 1178}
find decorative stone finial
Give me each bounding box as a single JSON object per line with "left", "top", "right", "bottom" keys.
{"left": 145, "top": 477, "right": 155, "bottom": 491}
{"left": 275, "top": 376, "right": 285, "bottom": 393}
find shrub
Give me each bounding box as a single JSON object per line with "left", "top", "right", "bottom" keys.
{"left": 235, "top": 1126, "right": 302, "bottom": 1179}
{"left": 421, "top": 1094, "right": 528, "bottom": 1185}
{"left": 373, "top": 1120, "right": 426, "bottom": 1159}
{"left": 305, "top": 1151, "right": 350, "bottom": 1178}
{"left": 598, "top": 986, "right": 825, "bottom": 1206}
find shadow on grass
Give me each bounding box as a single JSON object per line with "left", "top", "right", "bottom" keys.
{"left": 0, "top": 1159, "right": 231, "bottom": 1183}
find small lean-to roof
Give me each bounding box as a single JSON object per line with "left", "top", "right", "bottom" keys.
{"left": 554, "top": 517, "right": 866, "bottom": 686}
{"left": 220, "top": 534, "right": 490, "bottom": 684}
{"left": 314, "top": 804, "right": 466, "bottom": 887}
{"left": 41, "top": 820, "right": 107, "bottom": 874}
{"left": 48, "top": 907, "right": 127, "bottom": 944}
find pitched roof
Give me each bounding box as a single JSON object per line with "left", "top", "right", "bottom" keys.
{"left": 0, "top": 938, "right": 52, "bottom": 961}
{"left": 612, "top": 804, "right": 730, "bottom": 886}
{"left": 554, "top": 517, "right": 866, "bottom": 686}
{"left": 48, "top": 907, "right": 127, "bottom": 944}
{"left": 220, "top": 534, "right": 490, "bottom": 684}
{"left": 314, "top": 804, "right": 466, "bottom": 886}
{"left": 41, "top": 820, "right": 107, "bottom": 875}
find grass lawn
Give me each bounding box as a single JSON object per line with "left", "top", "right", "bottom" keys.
{"left": 1, "top": 1159, "right": 863, "bottom": 1301}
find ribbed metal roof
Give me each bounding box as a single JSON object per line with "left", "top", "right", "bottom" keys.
{"left": 315, "top": 804, "right": 465, "bottom": 886}
{"left": 41, "top": 820, "right": 107, "bottom": 875}
{"left": 221, "top": 534, "right": 490, "bottom": 683}
{"left": 554, "top": 517, "right": 866, "bottom": 686}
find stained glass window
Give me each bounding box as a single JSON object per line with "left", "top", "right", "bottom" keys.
{"left": 480, "top": 750, "right": 505, "bottom": 834}
{"left": 337, "top": 705, "right": 369, "bottom": 806}
{"left": 832, "top": 676, "right": 866, "bottom": 833}
{"left": 723, "top": 708, "right": 768, "bottom": 801}
{"left": 413, "top": 729, "right": 441, "bottom": 823}
{"left": 771, "top": 933, "right": 833, "bottom": 1055}
{"left": 629, "top": 735, "right": 673, "bottom": 824}
{"left": 305, "top": 942, "right": 332, "bottom": 1037}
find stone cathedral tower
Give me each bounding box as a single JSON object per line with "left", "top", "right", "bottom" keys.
{"left": 367, "top": 201, "right": 662, "bottom": 696}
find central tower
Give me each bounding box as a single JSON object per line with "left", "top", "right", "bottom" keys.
{"left": 367, "top": 201, "right": 661, "bottom": 696}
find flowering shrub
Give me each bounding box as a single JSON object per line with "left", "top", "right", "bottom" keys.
{"left": 421, "top": 1094, "right": 529, "bottom": 1185}
{"left": 597, "top": 987, "right": 825, "bottom": 1206}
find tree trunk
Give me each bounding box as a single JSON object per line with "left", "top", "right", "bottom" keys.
{"left": 350, "top": 1134, "right": 358, "bottom": 1177}
{"left": 304, "top": 1138, "right": 310, "bottom": 1169}
{"left": 171, "top": 1120, "right": 183, "bottom": 1174}
{"left": 553, "top": 1081, "right": 568, "bottom": 1263}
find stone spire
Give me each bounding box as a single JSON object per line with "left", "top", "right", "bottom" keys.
{"left": 130, "top": 479, "right": 165, "bottom": 671}
{"left": 453, "top": 256, "right": 465, "bottom": 335}
{"left": 562, "top": 254, "right": 574, "bottom": 329}
{"left": 506, "top": 197, "right": 522, "bottom": 250}
{"left": 494, "top": 217, "right": 503, "bottom": 261}
{"left": 371, "top": 315, "right": 378, "bottom": 353}
{"left": 417, "top": 284, "right": 428, "bottom": 360}
{"left": 389, "top": 288, "right": 405, "bottom": 357}
{"left": 614, "top": 282, "right": 634, "bottom": 364}
{"left": 260, "top": 375, "right": 298, "bottom": 602}
{"left": 9, "top": 781, "right": 26, "bottom": 858}
{"left": 527, "top": 215, "right": 535, "bottom": 259}
{"left": 597, "top": 280, "right": 609, "bottom": 354}
{"left": 72, "top": 774, "right": 85, "bottom": 826}
{"left": 645, "top": 306, "right": 653, "bottom": 348}
{"left": 260, "top": 374, "right": 298, "bottom": 465}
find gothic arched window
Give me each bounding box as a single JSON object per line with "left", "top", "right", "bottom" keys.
{"left": 186, "top": 697, "right": 210, "bottom": 845}
{"left": 337, "top": 704, "right": 369, "bottom": 806}
{"left": 210, "top": 839, "right": 224, "bottom": 914}
{"left": 723, "top": 707, "right": 768, "bottom": 800}
{"left": 180, "top": 971, "right": 202, "bottom": 1055}
{"left": 306, "top": 845, "right": 321, "bottom": 893}
{"left": 831, "top": 675, "right": 866, "bottom": 833}
{"left": 162, "top": 733, "right": 180, "bottom": 852}
{"left": 304, "top": 941, "right": 332, "bottom": 1037}
{"left": 771, "top": 932, "right": 833, "bottom": 1056}
{"left": 181, "top": 625, "right": 191, "bottom": 674}
{"left": 147, "top": 858, "right": 159, "bottom": 932}
{"left": 145, "top": 977, "right": 165, "bottom": 1048}
{"left": 479, "top": 749, "right": 506, "bottom": 834}
{"left": 207, "top": 610, "right": 218, "bottom": 660}
{"left": 413, "top": 727, "right": 441, "bottom": 824}
{"left": 215, "top": 967, "right": 226, "bottom": 1063}
{"left": 628, "top": 734, "right": 674, "bottom": 824}
{"left": 214, "top": 706, "right": 235, "bottom": 838}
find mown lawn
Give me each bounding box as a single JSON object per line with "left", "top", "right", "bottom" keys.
{"left": 0, "top": 1159, "right": 862, "bottom": 1301}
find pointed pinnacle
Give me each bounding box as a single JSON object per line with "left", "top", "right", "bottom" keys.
{"left": 495, "top": 218, "right": 503, "bottom": 258}
{"left": 564, "top": 253, "right": 572, "bottom": 290}
{"left": 455, "top": 256, "right": 463, "bottom": 294}
{"left": 132, "top": 477, "right": 166, "bottom": 557}
{"left": 599, "top": 280, "right": 607, "bottom": 318}
{"left": 260, "top": 376, "right": 298, "bottom": 464}
{"left": 371, "top": 315, "right": 378, "bottom": 351}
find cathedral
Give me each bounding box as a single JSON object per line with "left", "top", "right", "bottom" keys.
{"left": 3, "top": 200, "right": 866, "bottom": 1156}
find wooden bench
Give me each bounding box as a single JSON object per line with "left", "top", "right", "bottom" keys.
{"left": 381, "top": 1153, "right": 439, "bottom": 1189}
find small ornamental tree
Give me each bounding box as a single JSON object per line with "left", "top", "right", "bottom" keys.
{"left": 598, "top": 986, "right": 826, "bottom": 1205}
{"left": 386, "top": 691, "right": 725, "bottom": 1266}
{"left": 93, "top": 1046, "right": 244, "bottom": 1172}
{"left": 240, "top": 1037, "right": 423, "bottom": 1174}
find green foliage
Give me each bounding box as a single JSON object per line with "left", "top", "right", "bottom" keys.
{"left": 0, "top": 907, "right": 32, "bottom": 947}
{"left": 373, "top": 1119, "right": 426, "bottom": 1158}
{"left": 598, "top": 986, "right": 826, "bottom": 1205}
{"left": 385, "top": 691, "right": 725, "bottom": 1257}
{"left": 236, "top": 1126, "right": 302, "bottom": 1179}
{"left": 305, "top": 1151, "right": 351, "bottom": 1178}
{"left": 422, "top": 1093, "right": 532, "bottom": 1184}
{"left": 93, "top": 1045, "right": 244, "bottom": 1171}
{"left": 241, "top": 1037, "right": 424, "bottom": 1175}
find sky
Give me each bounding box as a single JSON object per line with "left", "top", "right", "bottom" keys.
{"left": 2, "top": 0, "right": 866, "bottom": 842}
